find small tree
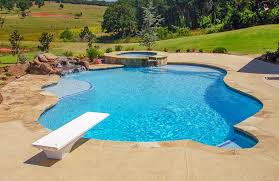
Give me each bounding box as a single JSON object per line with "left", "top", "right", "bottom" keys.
{"left": 0, "top": 17, "right": 5, "bottom": 28}
{"left": 79, "top": 26, "right": 96, "bottom": 48}
{"left": 35, "top": 0, "right": 45, "bottom": 8}
{"left": 59, "top": 3, "right": 64, "bottom": 9}
{"left": 38, "top": 32, "right": 54, "bottom": 52}
{"left": 16, "top": 0, "right": 32, "bottom": 17}
{"left": 9, "top": 30, "right": 24, "bottom": 63}
{"left": 138, "top": 1, "right": 162, "bottom": 50}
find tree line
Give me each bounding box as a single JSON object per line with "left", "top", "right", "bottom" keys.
{"left": 102, "top": 0, "right": 279, "bottom": 37}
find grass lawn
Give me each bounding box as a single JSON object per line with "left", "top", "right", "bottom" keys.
{"left": 0, "top": 24, "right": 278, "bottom": 67}
{"left": 0, "top": 53, "right": 35, "bottom": 66}
{"left": 0, "top": 2, "right": 106, "bottom": 41}
{"left": 152, "top": 24, "right": 279, "bottom": 54}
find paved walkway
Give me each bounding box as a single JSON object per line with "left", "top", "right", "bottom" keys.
{"left": 0, "top": 53, "right": 279, "bottom": 181}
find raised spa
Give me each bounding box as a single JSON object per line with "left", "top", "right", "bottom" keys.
{"left": 39, "top": 65, "right": 262, "bottom": 148}
{"left": 104, "top": 51, "right": 168, "bottom": 67}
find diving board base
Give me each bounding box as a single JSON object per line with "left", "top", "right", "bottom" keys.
{"left": 43, "top": 136, "right": 81, "bottom": 160}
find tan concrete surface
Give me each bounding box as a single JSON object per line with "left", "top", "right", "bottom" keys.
{"left": 0, "top": 53, "right": 279, "bottom": 181}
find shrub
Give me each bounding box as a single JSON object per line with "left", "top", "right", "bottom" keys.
{"left": 186, "top": 48, "right": 191, "bottom": 52}
{"left": 156, "top": 27, "right": 173, "bottom": 40}
{"left": 206, "top": 23, "right": 224, "bottom": 34}
{"left": 199, "top": 49, "right": 203, "bottom": 53}
{"left": 115, "top": 45, "right": 123, "bottom": 51}
{"left": 105, "top": 48, "right": 113, "bottom": 53}
{"left": 192, "top": 48, "right": 196, "bottom": 52}
{"left": 125, "top": 47, "right": 134, "bottom": 51}
{"left": 59, "top": 4, "right": 64, "bottom": 9}
{"left": 163, "top": 48, "right": 168, "bottom": 52}
{"left": 60, "top": 28, "right": 74, "bottom": 42}
{"left": 212, "top": 47, "right": 227, "bottom": 53}
{"left": 38, "top": 32, "right": 54, "bottom": 52}
{"left": 74, "top": 12, "right": 83, "bottom": 19}
{"left": 86, "top": 48, "right": 104, "bottom": 60}
{"left": 18, "top": 53, "right": 28, "bottom": 64}
{"left": 176, "top": 49, "right": 181, "bottom": 53}
{"left": 62, "top": 51, "right": 73, "bottom": 57}
{"left": 175, "top": 27, "right": 190, "bottom": 37}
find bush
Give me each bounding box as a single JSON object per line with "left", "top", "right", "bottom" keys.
{"left": 60, "top": 28, "right": 74, "bottom": 42}
{"left": 125, "top": 47, "right": 134, "bottom": 51}
{"left": 199, "top": 49, "right": 203, "bottom": 53}
{"left": 212, "top": 47, "right": 227, "bottom": 53}
{"left": 186, "top": 48, "right": 191, "bottom": 52}
{"left": 163, "top": 48, "right": 168, "bottom": 52}
{"left": 62, "top": 51, "right": 73, "bottom": 57}
{"left": 86, "top": 48, "right": 104, "bottom": 60}
{"left": 115, "top": 45, "right": 123, "bottom": 51}
{"left": 74, "top": 12, "right": 83, "bottom": 19}
{"left": 206, "top": 23, "right": 224, "bottom": 34}
{"left": 175, "top": 27, "right": 190, "bottom": 37}
{"left": 17, "top": 53, "right": 28, "bottom": 64}
{"left": 176, "top": 49, "right": 181, "bottom": 53}
{"left": 192, "top": 48, "right": 196, "bottom": 52}
{"left": 105, "top": 47, "right": 113, "bottom": 53}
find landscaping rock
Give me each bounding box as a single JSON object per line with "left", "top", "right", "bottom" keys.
{"left": 27, "top": 53, "right": 89, "bottom": 75}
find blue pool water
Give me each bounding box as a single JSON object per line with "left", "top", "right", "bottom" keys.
{"left": 117, "top": 52, "right": 157, "bottom": 57}
{"left": 39, "top": 65, "right": 262, "bottom": 147}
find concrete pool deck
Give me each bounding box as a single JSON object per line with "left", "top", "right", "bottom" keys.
{"left": 0, "top": 53, "right": 279, "bottom": 181}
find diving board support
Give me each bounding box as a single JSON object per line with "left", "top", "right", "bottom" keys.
{"left": 32, "top": 112, "right": 109, "bottom": 160}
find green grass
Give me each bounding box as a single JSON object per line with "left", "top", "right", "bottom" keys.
{"left": 0, "top": 23, "right": 278, "bottom": 67}
{"left": 0, "top": 2, "right": 106, "bottom": 41}
{"left": 152, "top": 24, "right": 279, "bottom": 54}
{"left": 0, "top": 52, "right": 35, "bottom": 65}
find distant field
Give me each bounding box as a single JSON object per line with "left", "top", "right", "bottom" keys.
{"left": 0, "top": 2, "right": 106, "bottom": 41}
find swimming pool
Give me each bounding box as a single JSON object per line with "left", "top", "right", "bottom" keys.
{"left": 39, "top": 65, "right": 262, "bottom": 147}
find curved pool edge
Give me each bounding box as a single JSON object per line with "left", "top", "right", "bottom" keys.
{"left": 167, "top": 61, "right": 270, "bottom": 150}
{"left": 35, "top": 61, "right": 270, "bottom": 151}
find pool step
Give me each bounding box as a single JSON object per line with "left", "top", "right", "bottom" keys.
{"left": 217, "top": 140, "right": 242, "bottom": 149}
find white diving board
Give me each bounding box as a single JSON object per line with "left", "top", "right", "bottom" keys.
{"left": 32, "top": 112, "right": 109, "bottom": 160}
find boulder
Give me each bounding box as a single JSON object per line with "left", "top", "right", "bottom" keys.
{"left": 39, "top": 63, "right": 54, "bottom": 74}
{"left": 79, "top": 60, "right": 90, "bottom": 70}
{"left": 44, "top": 53, "right": 58, "bottom": 61}
{"left": 38, "top": 54, "right": 48, "bottom": 62}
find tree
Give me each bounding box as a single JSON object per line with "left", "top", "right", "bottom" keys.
{"left": 138, "top": 1, "right": 162, "bottom": 49}
{"left": 9, "top": 30, "right": 24, "bottom": 63}
{"left": 79, "top": 26, "right": 96, "bottom": 48}
{"left": 38, "top": 32, "right": 54, "bottom": 52}
{"left": 16, "top": 0, "right": 32, "bottom": 17}
{"left": 34, "top": 0, "right": 45, "bottom": 8}
{"left": 0, "top": 17, "right": 5, "bottom": 28}
{"left": 102, "top": 1, "right": 137, "bottom": 37}
{"left": 0, "top": 0, "right": 16, "bottom": 10}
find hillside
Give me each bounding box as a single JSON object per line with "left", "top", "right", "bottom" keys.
{"left": 0, "top": 2, "right": 106, "bottom": 41}
{"left": 153, "top": 24, "right": 279, "bottom": 54}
